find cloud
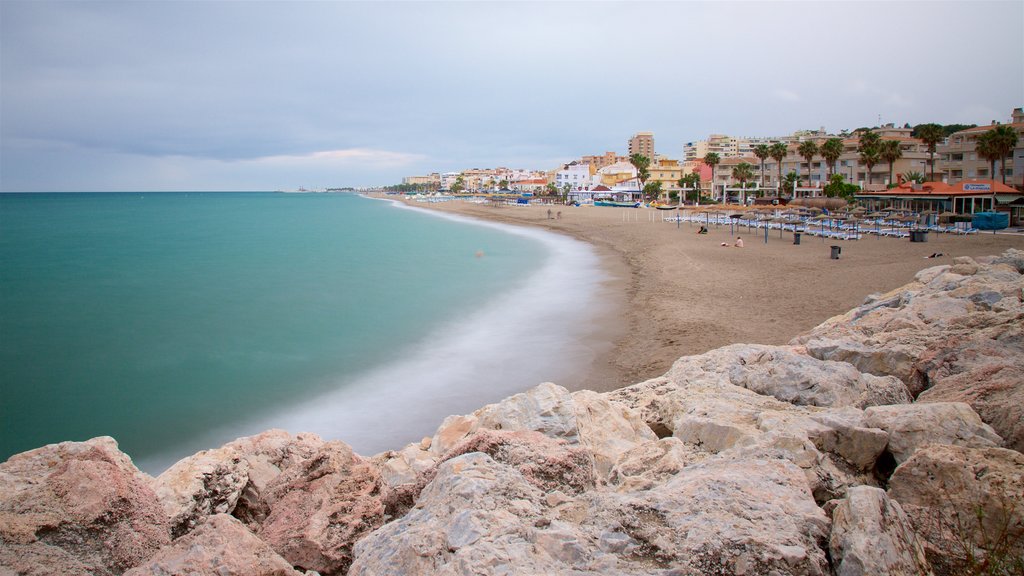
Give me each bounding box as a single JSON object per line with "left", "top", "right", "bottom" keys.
{"left": 251, "top": 149, "right": 427, "bottom": 169}
{"left": 772, "top": 89, "right": 801, "bottom": 103}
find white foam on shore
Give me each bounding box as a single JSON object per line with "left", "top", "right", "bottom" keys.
{"left": 138, "top": 199, "right": 618, "bottom": 472}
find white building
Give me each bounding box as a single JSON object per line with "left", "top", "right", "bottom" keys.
{"left": 555, "top": 161, "right": 593, "bottom": 193}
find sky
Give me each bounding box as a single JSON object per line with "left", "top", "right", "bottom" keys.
{"left": 1, "top": 1, "right": 1022, "bottom": 192}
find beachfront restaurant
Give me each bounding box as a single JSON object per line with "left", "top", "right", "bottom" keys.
{"left": 855, "top": 179, "right": 1024, "bottom": 226}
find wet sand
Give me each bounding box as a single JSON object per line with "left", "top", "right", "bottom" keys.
{"left": 392, "top": 196, "right": 1024, "bottom": 392}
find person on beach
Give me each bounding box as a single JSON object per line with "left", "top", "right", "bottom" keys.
{"left": 547, "top": 209, "right": 552, "bottom": 219}
{"left": 734, "top": 237, "right": 744, "bottom": 248}
{"left": 698, "top": 226, "right": 708, "bottom": 234}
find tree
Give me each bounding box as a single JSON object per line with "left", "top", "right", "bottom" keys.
{"left": 451, "top": 175, "right": 465, "bottom": 194}
{"left": 643, "top": 180, "right": 663, "bottom": 203}
{"left": 732, "top": 162, "right": 754, "bottom": 204}
{"left": 903, "top": 171, "right": 925, "bottom": 184}
{"left": 545, "top": 182, "right": 558, "bottom": 196}
{"left": 797, "top": 141, "right": 819, "bottom": 186}
{"left": 857, "top": 131, "right": 881, "bottom": 185}
{"left": 916, "top": 123, "right": 944, "bottom": 182}
{"left": 880, "top": 139, "right": 903, "bottom": 186}
{"left": 988, "top": 125, "right": 1020, "bottom": 184}
{"left": 629, "top": 153, "right": 651, "bottom": 201}
{"left": 823, "top": 173, "right": 859, "bottom": 201}
{"left": 703, "top": 152, "right": 721, "bottom": 201}
{"left": 753, "top": 144, "right": 770, "bottom": 190}
{"left": 678, "top": 172, "right": 703, "bottom": 203}
{"left": 819, "top": 138, "right": 844, "bottom": 179}
{"left": 769, "top": 143, "right": 787, "bottom": 194}
{"left": 782, "top": 171, "right": 799, "bottom": 196}
{"left": 976, "top": 131, "right": 1001, "bottom": 183}
{"left": 498, "top": 179, "right": 509, "bottom": 190}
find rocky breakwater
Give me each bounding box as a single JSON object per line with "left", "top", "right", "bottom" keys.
{"left": 2, "top": 249, "right": 1022, "bottom": 576}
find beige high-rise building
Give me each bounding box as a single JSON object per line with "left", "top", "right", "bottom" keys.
{"left": 629, "top": 132, "right": 654, "bottom": 161}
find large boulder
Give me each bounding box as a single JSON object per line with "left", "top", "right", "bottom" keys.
{"left": 667, "top": 343, "right": 912, "bottom": 408}
{"left": 887, "top": 444, "right": 1024, "bottom": 575}
{"left": 351, "top": 452, "right": 831, "bottom": 576}
{"left": 862, "top": 402, "right": 1002, "bottom": 464}
{"left": 124, "top": 514, "right": 302, "bottom": 576}
{"left": 151, "top": 429, "right": 326, "bottom": 536}
{"left": 915, "top": 321, "right": 1024, "bottom": 452}
{"left": 829, "top": 485, "right": 932, "bottom": 576}
{"left": 257, "top": 440, "right": 386, "bottom": 575}
{"left": 0, "top": 437, "right": 170, "bottom": 576}
{"left": 795, "top": 253, "right": 1024, "bottom": 446}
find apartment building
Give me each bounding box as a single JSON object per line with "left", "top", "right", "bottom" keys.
{"left": 555, "top": 161, "right": 595, "bottom": 192}
{"left": 649, "top": 157, "right": 682, "bottom": 198}
{"left": 939, "top": 108, "right": 1024, "bottom": 188}
{"left": 581, "top": 151, "right": 629, "bottom": 170}
{"left": 629, "top": 132, "right": 655, "bottom": 160}
{"left": 683, "top": 129, "right": 826, "bottom": 162}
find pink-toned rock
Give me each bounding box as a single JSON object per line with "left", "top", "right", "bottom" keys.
{"left": 0, "top": 437, "right": 170, "bottom": 576}
{"left": 124, "top": 514, "right": 302, "bottom": 576}
{"left": 152, "top": 429, "right": 323, "bottom": 536}
{"left": 257, "top": 440, "right": 386, "bottom": 575}
{"left": 438, "top": 429, "right": 595, "bottom": 494}
{"left": 915, "top": 322, "right": 1024, "bottom": 452}
{"left": 887, "top": 444, "right": 1024, "bottom": 574}
{"left": 829, "top": 486, "right": 933, "bottom": 576}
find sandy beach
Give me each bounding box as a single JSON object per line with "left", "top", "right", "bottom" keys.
{"left": 389, "top": 196, "right": 1024, "bottom": 393}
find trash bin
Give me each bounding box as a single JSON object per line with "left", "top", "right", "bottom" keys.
{"left": 793, "top": 232, "right": 801, "bottom": 245}
{"left": 830, "top": 245, "right": 841, "bottom": 259}
{"left": 909, "top": 230, "right": 928, "bottom": 242}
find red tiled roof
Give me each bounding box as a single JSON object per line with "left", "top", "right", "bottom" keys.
{"left": 860, "top": 179, "right": 1018, "bottom": 197}
{"left": 953, "top": 122, "right": 1024, "bottom": 135}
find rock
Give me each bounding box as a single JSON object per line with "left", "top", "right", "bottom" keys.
{"left": 124, "top": 514, "right": 303, "bottom": 576}
{"left": 437, "top": 429, "right": 595, "bottom": 494}
{"left": 829, "top": 485, "right": 932, "bottom": 576}
{"left": 668, "top": 344, "right": 912, "bottom": 409}
{"left": 915, "top": 322, "right": 1024, "bottom": 452}
{"left": 862, "top": 402, "right": 1002, "bottom": 464}
{"left": 257, "top": 440, "right": 386, "bottom": 575}
{"left": 151, "top": 429, "right": 325, "bottom": 536}
{"left": 606, "top": 437, "right": 706, "bottom": 491}
{"left": 0, "top": 437, "right": 170, "bottom": 576}
{"left": 570, "top": 390, "right": 657, "bottom": 479}
{"left": 795, "top": 251, "right": 1024, "bottom": 446}
{"left": 887, "top": 444, "right": 1024, "bottom": 574}
{"left": 351, "top": 453, "right": 830, "bottom": 576}
{"left": 471, "top": 381, "right": 579, "bottom": 441}
{"left": 806, "top": 410, "right": 889, "bottom": 471}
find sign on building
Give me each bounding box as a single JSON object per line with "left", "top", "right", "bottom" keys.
{"left": 963, "top": 183, "right": 991, "bottom": 191}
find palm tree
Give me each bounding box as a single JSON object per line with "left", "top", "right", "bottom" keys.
{"left": 916, "top": 123, "right": 944, "bottom": 182}
{"left": 797, "top": 141, "right": 818, "bottom": 187}
{"left": 769, "top": 143, "right": 787, "bottom": 194}
{"left": 857, "top": 131, "right": 881, "bottom": 185}
{"left": 819, "top": 138, "right": 844, "bottom": 179}
{"left": 976, "top": 131, "right": 1001, "bottom": 182}
{"left": 988, "top": 125, "right": 1020, "bottom": 184}
{"left": 733, "top": 162, "right": 754, "bottom": 204}
{"left": 880, "top": 139, "right": 903, "bottom": 186}
{"left": 678, "top": 172, "right": 702, "bottom": 203}
{"left": 753, "top": 144, "right": 770, "bottom": 191}
{"left": 703, "top": 152, "right": 721, "bottom": 201}
{"left": 629, "top": 153, "right": 651, "bottom": 201}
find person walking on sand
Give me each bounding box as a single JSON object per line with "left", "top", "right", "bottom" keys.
{"left": 734, "top": 237, "right": 744, "bottom": 248}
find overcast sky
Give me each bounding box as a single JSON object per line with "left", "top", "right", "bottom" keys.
{"left": 2, "top": 1, "right": 1021, "bottom": 191}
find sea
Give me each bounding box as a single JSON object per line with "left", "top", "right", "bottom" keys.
{"left": 0, "top": 192, "right": 615, "bottom": 473}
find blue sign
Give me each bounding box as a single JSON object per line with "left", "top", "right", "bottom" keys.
{"left": 963, "top": 183, "right": 991, "bottom": 191}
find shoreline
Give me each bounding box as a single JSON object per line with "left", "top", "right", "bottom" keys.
{"left": 385, "top": 195, "right": 1024, "bottom": 392}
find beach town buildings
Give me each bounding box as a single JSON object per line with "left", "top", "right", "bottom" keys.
{"left": 629, "top": 132, "right": 655, "bottom": 161}
{"left": 938, "top": 109, "right": 1024, "bottom": 188}
{"left": 581, "top": 152, "right": 630, "bottom": 170}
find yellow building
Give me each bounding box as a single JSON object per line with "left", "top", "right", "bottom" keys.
{"left": 650, "top": 157, "right": 682, "bottom": 200}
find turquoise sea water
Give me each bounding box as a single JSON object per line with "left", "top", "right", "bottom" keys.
{"left": 0, "top": 193, "right": 611, "bottom": 472}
